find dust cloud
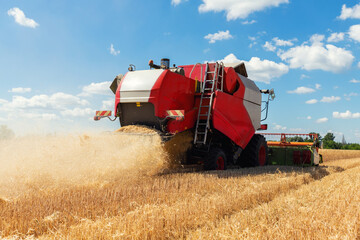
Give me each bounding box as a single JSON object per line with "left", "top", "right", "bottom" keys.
{"left": 0, "top": 130, "right": 170, "bottom": 199}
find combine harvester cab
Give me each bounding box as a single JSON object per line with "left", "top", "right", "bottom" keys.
{"left": 95, "top": 58, "right": 321, "bottom": 170}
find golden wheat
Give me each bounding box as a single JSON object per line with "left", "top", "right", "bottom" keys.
{"left": 0, "top": 134, "right": 359, "bottom": 239}
{"left": 319, "top": 149, "right": 360, "bottom": 161}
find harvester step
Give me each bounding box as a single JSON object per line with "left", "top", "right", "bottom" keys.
{"left": 198, "top": 123, "right": 207, "bottom": 126}
{"left": 200, "top": 105, "right": 210, "bottom": 107}
{"left": 199, "top": 114, "right": 208, "bottom": 116}
{"left": 197, "top": 132, "right": 206, "bottom": 134}
{"left": 204, "top": 88, "right": 213, "bottom": 91}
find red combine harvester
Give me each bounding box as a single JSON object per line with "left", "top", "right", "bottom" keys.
{"left": 95, "top": 58, "right": 320, "bottom": 169}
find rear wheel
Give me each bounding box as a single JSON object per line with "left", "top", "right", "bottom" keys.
{"left": 204, "top": 148, "right": 227, "bottom": 170}
{"left": 239, "top": 134, "right": 268, "bottom": 167}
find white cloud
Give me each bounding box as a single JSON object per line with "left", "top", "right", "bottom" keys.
{"left": 110, "top": 44, "right": 120, "bottom": 56}
{"left": 300, "top": 74, "right": 310, "bottom": 79}
{"left": 171, "top": 0, "right": 188, "bottom": 6}
{"left": 263, "top": 41, "right": 276, "bottom": 52}
{"left": 221, "top": 54, "right": 288, "bottom": 84}
{"left": 306, "top": 99, "right": 318, "bottom": 104}
{"left": 333, "top": 110, "right": 360, "bottom": 119}
{"left": 287, "top": 86, "right": 315, "bottom": 94}
{"left": 198, "top": 0, "right": 289, "bottom": 20}
{"left": 315, "top": 84, "right": 321, "bottom": 90}
{"left": 307, "top": 116, "right": 312, "bottom": 120}
{"left": 102, "top": 100, "right": 114, "bottom": 109}
{"left": 279, "top": 34, "right": 354, "bottom": 73}
{"left": 7, "top": 7, "right": 39, "bottom": 28}
{"left": 316, "top": 117, "right": 328, "bottom": 123}
{"left": 80, "top": 81, "right": 112, "bottom": 96}
{"left": 8, "top": 87, "right": 31, "bottom": 93}
{"left": 348, "top": 24, "right": 360, "bottom": 42}
{"left": 350, "top": 79, "right": 360, "bottom": 83}
{"left": 344, "top": 92, "right": 358, "bottom": 101}
{"left": 204, "top": 30, "right": 233, "bottom": 43}
{"left": 2, "top": 93, "right": 89, "bottom": 111}
{"left": 61, "top": 107, "right": 94, "bottom": 117}
{"left": 310, "top": 34, "right": 325, "bottom": 45}
{"left": 272, "top": 37, "right": 295, "bottom": 46}
{"left": 320, "top": 96, "right": 341, "bottom": 103}
{"left": 327, "top": 32, "right": 345, "bottom": 43}
{"left": 358, "top": 62, "right": 360, "bottom": 68}
{"left": 273, "top": 124, "right": 287, "bottom": 130}
{"left": 242, "top": 20, "right": 256, "bottom": 25}
{"left": 18, "top": 112, "right": 58, "bottom": 121}
{"left": 339, "top": 3, "right": 360, "bottom": 20}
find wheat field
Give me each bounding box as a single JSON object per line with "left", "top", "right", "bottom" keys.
{"left": 0, "top": 133, "right": 359, "bottom": 239}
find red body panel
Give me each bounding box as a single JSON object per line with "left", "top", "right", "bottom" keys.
{"left": 212, "top": 91, "right": 254, "bottom": 149}
{"left": 148, "top": 70, "right": 196, "bottom": 133}
{"left": 115, "top": 63, "right": 259, "bottom": 148}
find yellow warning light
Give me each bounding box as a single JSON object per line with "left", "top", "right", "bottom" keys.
{"left": 136, "top": 102, "right": 141, "bottom": 107}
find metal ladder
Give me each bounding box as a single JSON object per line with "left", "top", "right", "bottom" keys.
{"left": 193, "top": 62, "right": 224, "bottom": 146}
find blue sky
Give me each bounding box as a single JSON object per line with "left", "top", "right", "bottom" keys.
{"left": 1, "top": 0, "right": 360, "bottom": 143}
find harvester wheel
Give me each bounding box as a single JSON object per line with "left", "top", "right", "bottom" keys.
{"left": 204, "top": 148, "right": 227, "bottom": 171}
{"left": 239, "top": 134, "right": 268, "bottom": 167}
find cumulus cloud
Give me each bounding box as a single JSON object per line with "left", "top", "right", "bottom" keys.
{"left": 306, "top": 99, "right": 318, "bottom": 104}
{"left": 348, "top": 24, "right": 360, "bottom": 42}
{"left": 110, "top": 44, "right": 120, "bottom": 56}
{"left": 315, "top": 83, "right": 321, "bottom": 90}
{"left": 350, "top": 79, "right": 360, "bottom": 83}
{"left": 344, "top": 92, "right": 358, "bottom": 101}
{"left": 333, "top": 110, "right": 360, "bottom": 119}
{"left": 272, "top": 37, "right": 295, "bottom": 46}
{"left": 273, "top": 124, "right": 287, "bottom": 130}
{"left": 18, "top": 112, "right": 58, "bottom": 120}
{"left": 327, "top": 32, "right": 345, "bottom": 43}
{"left": 102, "top": 100, "right": 114, "bottom": 109}
{"left": 2, "top": 93, "right": 89, "bottom": 111}
{"left": 61, "top": 107, "right": 94, "bottom": 117}
{"left": 8, "top": 87, "right": 31, "bottom": 93}
{"left": 300, "top": 74, "right": 310, "bottom": 79}
{"left": 287, "top": 87, "right": 315, "bottom": 94}
{"left": 80, "top": 81, "right": 112, "bottom": 96}
{"left": 263, "top": 41, "right": 276, "bottom": 52}
{"left": 320, "top": 96, "right": 341, "bottom": 103}
{"left": 171, "top": 0, "right": 187, "bottom": 6}
{"left": 279, "top": 34, "right": 354, "bottom": 73}
{"left": 338, "top": 3, "right": 360, "bottom": 20}
{"left": 198, "top": 0, "right": 289, "bottom": 20}
{"left": 7, "top": 7, "right": 39, "bottom": 28}
{"left": 221, "top": 53, "right": 288, "bottom": 83}
{"left": 307, "top": 116, "right": 312, "bottom": 120}
{"left": 204, "top": 30, "right": 233, "bottom": 43}
{"left": 316, "top": 117, "right": 328, "bottom": 123}
{"left": 358, "top": 62, "right": 360, "bottom": 68}
{"left": 242, "top": 20, "right": 256, "bottom": 25}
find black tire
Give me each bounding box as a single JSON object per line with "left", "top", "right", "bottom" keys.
{"left": 204, "top": 148, "right": 227, "bottom": 171}
{"left": 239, "top": 134, "right": 268, "bottom": 168}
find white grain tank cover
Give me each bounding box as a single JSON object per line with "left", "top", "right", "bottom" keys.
{"left": 119, "top": 69, "right": 164, "bottom": 103}
{"left": 238, "top": 74, "right": 261, "bottom": 130}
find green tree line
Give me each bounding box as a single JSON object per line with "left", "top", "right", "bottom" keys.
{"left": 287, "top": 132, "right": 360, "bottom": 150}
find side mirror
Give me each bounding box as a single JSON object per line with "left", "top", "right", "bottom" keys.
{"left": 269, "top": 88, "right": 275, "bottom": 100}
